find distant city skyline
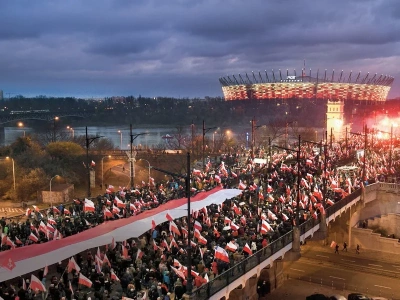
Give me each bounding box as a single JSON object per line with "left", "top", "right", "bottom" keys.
{"left": 0, "top": 0, "right": 399, "bottom": 99}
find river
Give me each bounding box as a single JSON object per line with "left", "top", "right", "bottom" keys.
{"left": 2, "top": 125, "right": 243, "bottom": 148}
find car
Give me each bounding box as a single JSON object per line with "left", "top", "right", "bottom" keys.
{"left": 329, "top": 295, "right": 346, "bottom": 300}
{"left": 348, "top": 293, "right": 372, "bottom": 300}
{"left": 306, "top": 294, "right": 328, "bottom": 300}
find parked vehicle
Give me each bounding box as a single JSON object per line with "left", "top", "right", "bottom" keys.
{"left": 348, "top": 293, "right": 371, "bottom": 300}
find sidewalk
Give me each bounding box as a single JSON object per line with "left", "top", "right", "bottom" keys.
{"left": 302, "top": 240, "right": 400, "bottom": 265}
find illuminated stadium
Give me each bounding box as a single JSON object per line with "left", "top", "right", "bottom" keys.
{"left": 219, "top": 69, "right": 394, "bottom": 101}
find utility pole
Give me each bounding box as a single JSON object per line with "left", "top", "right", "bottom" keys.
{"left": 251, "top": 117, "right": 255, "bottom": 159}
{"left": 129, "top": 125, "right": 148, "bottom": 189}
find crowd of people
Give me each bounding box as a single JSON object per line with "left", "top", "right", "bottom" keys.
{"left": 0, "top": 132, "right": 398, "bottom": 300}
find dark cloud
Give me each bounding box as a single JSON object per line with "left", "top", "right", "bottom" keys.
{"left": 0, "top": 0, "right": 399, "bottom": 98}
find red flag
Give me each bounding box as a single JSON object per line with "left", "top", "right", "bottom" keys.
{"left": 69, "top": 281, "right": 74, "bottom": 295}
{"left": 111, "top": 237, "right": 116, "bottom": 250}
{"left": 136, "top": 249, "right": 144, "bottom": 260}
{"left": 122, "top": 246, "right": 129, "bottom": 259}
{"left": 30, "top": 274, "right": 46, "bottom": 292}
{"left": 29, "top": 232, "right": 38, "bottom": 243}
{"left": 225, "top": 241, "right": 237, "bottom": 252}
{"left": 194, "top": 220, "right": 202, "bottom": 231}
{"left": 171, "top": 266, "right": 186, "bottom": 280}
{"left": 152, "top": 219, "right": 156, "bottom": 230}
{"left": 22, "top": 278, "right": 27, "bottom": 290}
{"left": 170, "top": 221, "right": 181, "bottom": 236}
{"left": 84, "top": 199, "right": 95, "bottom": 212}
{"left": 78, "top": 273, "right": 92, "bottom": 288}
{"left": 68, "top": 257, "right": 81, "bottom": 273}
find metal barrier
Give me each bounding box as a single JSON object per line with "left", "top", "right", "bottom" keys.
{"left": 191, "top": 186, "right": 365, "bottom": 299}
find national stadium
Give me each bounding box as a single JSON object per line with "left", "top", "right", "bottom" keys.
{"left": 219, "top": 69, "right": 394, "bottom": 101}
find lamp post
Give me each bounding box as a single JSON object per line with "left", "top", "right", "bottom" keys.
{"left": 86, "top": 127, "right": 104, "bottom": 197}
{"left": 139, "top": 158, "right": 151, "bottom": 182}
{"left": 102, "top": 155, "right": 111, "bottom": 190}
{"left": 251, "top": 117, "right": 266, "bottom": 159}
{"left": 6, "top": 157, "right": 15, "bottom": 191}
{"left": 151, "top": 152, "right": 193, "bottom": 294}
{"left": 129, "top": 124, "right": 148, "bottom": 188}
{"left": 18, "top": 122, "right": 25, "bottom": 137}
{"left": 202, "top": 120, "right": 217, "bottom": 170}
{"left": 67, "top": 126, "right": 74, "bottom": 138}
{"left": 50, "top": 175, "right": 59, "bottom": 208}
{"left": 53, "top": 116, "right": 59, "bottom": 142}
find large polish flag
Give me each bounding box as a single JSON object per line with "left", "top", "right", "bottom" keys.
{"left": 0, "top": 187, "right": 241, "bottom": 282}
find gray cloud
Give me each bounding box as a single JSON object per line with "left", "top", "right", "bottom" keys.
{"left": 0, "top": 0, "right": 399, "bottom": 98}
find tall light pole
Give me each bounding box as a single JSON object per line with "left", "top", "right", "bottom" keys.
{"left": 202, "top": 120, "right": 217, "bottom": 170}
{"left": 6, "top": 157, "right": 15, "bottom": 191}
{"left": 18, "top": 122, "right": 25, "bottom": 137}
{"left": 139, "top": 158, "right": 151, "bottom": 182}
{"left": 50, "top": 175, "right": 59, "bottom": 208}
{"left": 67, "top": 126, "right": 74, "bottom": 138}
{"left": 86, "top": 127, "right": 104, "bottom": 197}
{"left": 101, "top": 155, "right": 111, "bottom": 190}
{"left": 129, "top": 124, "right": 147, "bottom": 188}
{"left": 118, "top": 130, "right": 123, "bottom": 150}
{"left": 251, "top": 118, "right": 266, "bottom": 159}
{"left": 53, "top": 116, "right": 59, "bottom": 142}
{"left": 151, "top": 152, "right": 193, "bottom": 294}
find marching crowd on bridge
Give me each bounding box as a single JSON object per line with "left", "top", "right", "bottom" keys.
{"left": 0, "top": 132, "right": 398, "bottom": 300}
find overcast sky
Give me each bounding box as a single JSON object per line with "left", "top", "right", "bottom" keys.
{"left": 0, "top": 0, "right": 399, "bottom": 99}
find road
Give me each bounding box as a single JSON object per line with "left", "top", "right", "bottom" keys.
{"left": 284, "top": 248, "right": 400, "bottom": 299}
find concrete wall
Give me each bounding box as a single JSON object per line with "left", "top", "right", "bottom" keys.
{"left": 42, "top": 185, "right": 74, "bottom": 204}
{"left": 351, "top": 227, "right": 400, "bottom": 254}
{"left": 368, "top": 213, "right": 400, "bottom": 237}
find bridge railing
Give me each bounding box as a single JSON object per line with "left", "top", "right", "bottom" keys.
{"left": 191, "top": 186, "right": 366, "bottom": 299}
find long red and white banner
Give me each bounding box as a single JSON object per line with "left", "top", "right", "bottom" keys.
{"left": 0, "top": 187, "right": 242, "bottom": 281}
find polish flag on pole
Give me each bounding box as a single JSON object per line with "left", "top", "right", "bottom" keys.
{"left": 114, "top": 196, "right": 125, "bottom": 208}
{"left": 230, "top": 222, "right": 239, "bottom": 231}
{"left": 243, "top": 243, "right": 252, "bottom": 255}
{"left": 215, "top": 246, "right": 230, "bottom": 263}
{"left": 330, "top": 241, "right": 337, "bottom": 248}
{"left": 282, "top": 213, "right": 289, "bottom": 221}
{"left": 225, "top": 241, "right": 237, "bottom": 252}
{"left": 30, "top": 274, "right": 46, "bottom": 292}
{"left": 32, "top": 205, "right": 40, "bottom": 212}
{"left": 194, "top": 220, "right": 202, "bottom": 231}
{"left": 170, "top": 221, "right": 181, "bottom": 236}
{"left": 224, "top": 216, "right": 231, "bottom": 225}
{"left": 68, "top": 257, "right": 81, "bottom": 273}
{"left": 69, "top": 281, "right": 74, "bottom": 295}
{"left": 214, "top": 175, "right": 221, "bottom": 184}
{"left": 29, "top": 232, "right": 39, "bottom": 243}
{"left": 238, "top": 181, "right": 247, "bottom": 190}
{"left": 78, "top": 273, "right": 93, "bottom": 288}
{"left": 231, "top": 171, "right": 237, "bottom": 178}
{"left": 326, "top": 199, "right": 335, "bottom": 206}
{"left": 22, "top": 278, "right": 27, "bottom": 290}
{"left": 104, "top": 208, "right": 113, "bottom": 218}
{"left": 171, "top": 266, "right": 186, "bottom": 280}
{"left": 111, "top": 270, "right": 120, "bottom": 281}
{"left": 84, "top": 199, "right": 95, "bottom": 212}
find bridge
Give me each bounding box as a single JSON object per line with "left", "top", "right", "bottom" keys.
{"left": 0, "top": 111, "right": 94, "bottom": 125}
{"left": 190, "top": 182, "right": 391, "bottom": 300}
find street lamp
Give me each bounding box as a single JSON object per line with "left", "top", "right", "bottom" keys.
{"left": 85, "top": 127, "right": 104, "bottom": 197}
{"left": 118, "top": 130, "right": 123, "bottom": 150}
{"left": 53, "top": 116, "right": 59, "bottom": 142}
{"left": 139, "top": 158, "right": 151, "bottom": 182}
{"left": 18, "top": 122, "right": 25, "bottom": 137}
{"left": 67, "top": 126, "right": 74, "bottom": 138}
{"left": 50, "top": 175, "right": 60, "bottom": 208}
{"left": 129, "top": 124, "right": 148, "bottom": 188}
{"left": 102, "top": 155, "right": 111, "bottom": 190}
{"left": 251, "top": 117, "right": 267, "bottom": 159}
{"left": 5, "top": 157, "right": 15, "bottom": 191}
{"left": 202, "top": 120, "right": 217, "bottom": 170}
{"left": 151, "top": 152, "right": 193, "bottom": 294}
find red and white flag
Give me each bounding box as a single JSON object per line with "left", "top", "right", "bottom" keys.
{"left": 68, "top": 257, "right": 81, "bottom": 273}
{"left": 330, "top": 241, "right": 337, "bottom": 248}
{"left": 226, "top": 241, "right": 237, "bottom": 252}
{"left": 166, "top": 211, "right": 173, "bottom": 221}
{"left": 43, "top": 265, "right": 49, "bottom": 277}
{"left": 243, "top": 243, "right": 252, "bottom": 255}
{"left": 151, "top": 219, "right": 156, "bottom": 230}
{"left": 215, "top": 246, "right": 230, "bottom": 263}
{"left": 111, "top": 270, "right": 120, "bottom": 281}
{"left": 326, "top": 199, "right": 335, "bottom": 206}
{"left": 69, "top": 281, "right": 74, "bottom": 295}
{"left": 29, "top": 232, "right": 39, "bottom": 243}
{"left": 22, "top": 278, "right": 27, "bottom": 290}
{"left": 230, "top": 222, "right": 239, "bottom": 231}
{"left": 238, "top": 181, "right": 247, "bottom": 190}
{"left": 170, "top": 221, "right": 181, "bottom": 236}
{"left": 194, "top": 220, "right": 202, "bottom": 231}
{"left": 1, "top": 256, "right": 16, "bottom": 270}
{"left": 104, "top": 208, "right": 113, "bottom": 218}
{"left": 30, "top": 274, "right": 46, "bottom": 292}
{"left": 136, "top": 249, "right": 144, "bottom": 260}
{"left": 171, "top": 266, "right": 186, "bottom": 280}
{"left": 114, "top": 196, "right": 125, "bottom": 208}
{"left": 91, "top": 160, "right": 96, "bottom": 167}
{"left": 84, "top": 199, "right": 95, "bottom": 212}
{"left": 78, "top": 273, "right": 92, "bottom": 288}
{"left": 32, "top": 205, "right": 40, "bottom": 212}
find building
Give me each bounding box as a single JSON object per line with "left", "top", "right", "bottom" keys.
{"left": 219, "top": 70, "right": 393, "bottom": 102}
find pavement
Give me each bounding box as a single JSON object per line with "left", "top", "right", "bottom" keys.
{"left": 271, "top": 240, "right": 400, "bottom": 300}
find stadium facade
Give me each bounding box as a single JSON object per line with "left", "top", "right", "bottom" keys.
{"left": 219, "top": 70, "right": 394, "bottom": 101}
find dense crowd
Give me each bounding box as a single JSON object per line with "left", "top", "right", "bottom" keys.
{"left": 0, "top": 134, "right": 397, "bottom": 300}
